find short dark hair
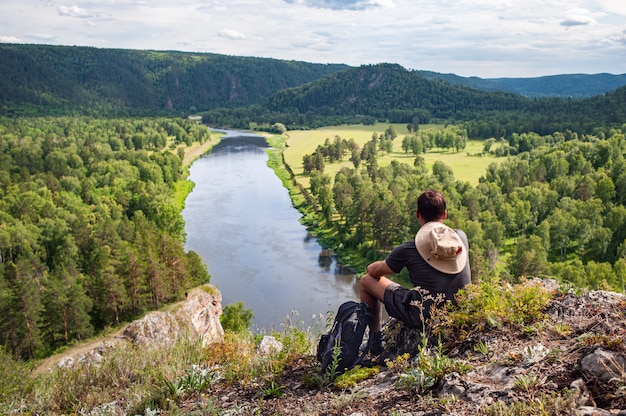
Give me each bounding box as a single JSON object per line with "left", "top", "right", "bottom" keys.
{"left": 417, "top": 189, "right": 446, "bottom": 222}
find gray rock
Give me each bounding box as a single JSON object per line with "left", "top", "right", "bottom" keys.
{"left": 441, "top": 372, "right": 466, "bottom": 398}
{"left": 257, "top": 335, "right": 283, "bottom": 356}
{"left": 580, "top": 348, "right": 626, "bottom": 384}
{"left": 570, "top": 378, "right": 595, "bottom": 407}
{"left": 577, "top": 406, "right": 612, "bottom": 416}
{"left": 123, "top": 284, "right": 224, "bottom": 347}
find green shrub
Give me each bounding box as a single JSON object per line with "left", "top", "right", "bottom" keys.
{"left": 395, "top": 338, "right": 469, "bottom": 393}
{"left": 0, "top": 347, "right": 36, "bottom": 408}
{"left": 220, "top": 301, "right": 253, "bottom": 333}
{"left": 432, "top": 278, "right": 553, "bottom": 339}
{"left": 334, "top": 366, "right": 380, "bottom": 389}
{"left": 483, "top": 390, "right": 578, "bottom": 415}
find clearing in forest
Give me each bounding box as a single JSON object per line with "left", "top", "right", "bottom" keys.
{"left": 284, "top": 123, "right": 502, "bottom": 190}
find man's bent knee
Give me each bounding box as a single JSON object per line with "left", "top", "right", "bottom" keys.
{"left": 360, "top": 274, "right": 390, "bottom": 301}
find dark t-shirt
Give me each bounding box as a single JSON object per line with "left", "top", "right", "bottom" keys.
{"left": 384, "top": 229, "right": 471, "bottom": 302}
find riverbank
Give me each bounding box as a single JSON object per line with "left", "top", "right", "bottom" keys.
{"left": 182, "top": 129, "right": 360, "bottom": 328}
{"left": 180, "top": 126, "right": 367, "bottom": 276}
{"left": 173, "top": 127, "right": 222, "bottom": 211}
{"left": 182, "top": 128, "right": 222, "bottom": 166}
{"left": 264, "top": 133, "right": 371, "bottom": 276}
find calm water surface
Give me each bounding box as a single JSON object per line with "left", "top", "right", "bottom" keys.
{"left": 182, "top": 130, "right": 359, "bottom": 331}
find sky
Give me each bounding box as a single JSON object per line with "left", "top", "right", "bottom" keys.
{"left": 1, "top": 0, "right": 625, "bottom": 78}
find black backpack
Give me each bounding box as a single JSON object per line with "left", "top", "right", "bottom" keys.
{"left": 316, "top": 301, "right": 373, "bottom": 373}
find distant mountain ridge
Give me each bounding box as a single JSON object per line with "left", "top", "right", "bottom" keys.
{"left": 264, "top": 63, "right": 528, "bottom": 120}
{"left": 1, "top": 43, "right": 626, "bottom": 118}
{"left": 0, "top": 43, "right": 348, "bottom": 115}
{"left": 415, "top": 70, "right": 626, "bottom": 98}
{"left": 261, "top": 63, "right": 626, "bottom": 126}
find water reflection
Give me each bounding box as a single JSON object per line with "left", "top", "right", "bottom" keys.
{"left": 318, "top": 249, "right": 333, "bottom": 270}
{"left": 183, "top": 130, "right": 360, "bottom": 331}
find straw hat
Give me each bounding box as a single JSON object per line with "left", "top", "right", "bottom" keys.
{"left": 415, "top": 221, "right": 468, "bottom": 274}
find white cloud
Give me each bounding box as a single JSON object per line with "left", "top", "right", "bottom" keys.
{"left": 560, "top": 9, "right": 596, "bottom": 27}
{"left": 0, "top": 0, "right": 624, "bottom": 77}
{"left": 283, "top": 0, "right": 392, "bottom": 11}
{"left": 32, "top": 33, "right": 58, "bottom": 41}
{"left": 218, "top": 29, "right": 247, "bottom": 40}
{"left": 57, "top": 5, "right": 97, "bottom": 18}
{"left": 0, "top": 35, "right": 23, "bottom": 43}
{"left": 596, "top": 0, "right": 626, "bottom": 16}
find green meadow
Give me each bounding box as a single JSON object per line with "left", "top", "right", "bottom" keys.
{"left": 284, "top": 123, "right": 501, "bottom": 190}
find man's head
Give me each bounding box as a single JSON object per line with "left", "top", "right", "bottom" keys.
{"left": 417, "top": 189, "right": 446, "bottom": 223}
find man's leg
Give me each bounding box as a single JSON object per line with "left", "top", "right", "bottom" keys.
{"left": 359, "top": 274, "right": 394, "bottom": 332}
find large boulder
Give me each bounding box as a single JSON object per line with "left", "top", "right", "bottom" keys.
{"left": 123, "top": 284, "right": 224, "bottom": 347}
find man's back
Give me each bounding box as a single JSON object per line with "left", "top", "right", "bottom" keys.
{"left": 385, "top": 228, "right": 470, "bottom": 301}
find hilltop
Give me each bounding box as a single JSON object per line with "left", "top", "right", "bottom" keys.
{"left": 12, "top": 279, "right": 625, "bottom": 415}
{"left": 0, "top": 43, "right": 347, "bottom": 116}
{"left": 172, "top": 281, "right": 626, "bottom": 416}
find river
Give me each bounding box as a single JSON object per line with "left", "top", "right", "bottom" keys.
{"left": 182, "top": 130, "right": 360, "bottom": 331}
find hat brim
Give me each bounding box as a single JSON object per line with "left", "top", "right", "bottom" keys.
{"left": 415, "top": 221, "right": 468, "bottom": 275}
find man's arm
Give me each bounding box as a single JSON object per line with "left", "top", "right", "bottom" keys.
{"left": 366, "top": 260, "right": 395, "bottom": 280}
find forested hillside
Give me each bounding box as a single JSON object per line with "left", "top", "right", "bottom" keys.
{"left": 416, "top": 70, "right": 626, "bottom": 98}
{"left": 3, "top": 43, "right": 626, "bottom": 132}
{"left": 0, "top": 117, "right": 212, "bottom": 359}
{"left": 202, "top": 63, "right": 529, "bottom": 128}
{"left": 266, "top": 63, "right": 527, "bottom": 118}
{"left": 0, "top": 44, "right": 347, "bottom": 116}
{"left": 202, "top": 64, "right": 626, "bottom": 135}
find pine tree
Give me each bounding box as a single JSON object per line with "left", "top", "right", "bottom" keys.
{"left": 2, "top": 258, "right": 44, "bottom": 359}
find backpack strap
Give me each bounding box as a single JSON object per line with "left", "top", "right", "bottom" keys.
{"left": 350, "top": 302, "right": 375, "bottom": 368}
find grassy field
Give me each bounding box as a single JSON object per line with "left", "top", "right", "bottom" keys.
{"left": 284, "top": 123, "right": 501, "bottom": 190}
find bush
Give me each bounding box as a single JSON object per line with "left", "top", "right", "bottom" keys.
{"left": 220, "top": 301, "right": 254, "bottom": 333}
{"left": 0, "top": 347, "right": 36, "bottom": 407}
{"left": 431, "top": 278, "right": 553, "bottom": 339}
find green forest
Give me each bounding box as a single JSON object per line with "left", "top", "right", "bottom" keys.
{"left": 0, "top": 43, "right": 347, "bottom": 116}
{"left": 201, "top": 63, "right": 626, "bottom": 135}
{"left": 1, "top": 44, "right": 626, "bottom": 362}
{"left": 0, "top": 117, "right": 212, "bottom": 359}
{"left": 295, "top": 127, "right": 626, "bottom": 295}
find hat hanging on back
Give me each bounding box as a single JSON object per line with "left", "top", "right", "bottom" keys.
{"left": 415, "top": 221, "right": 468, "bottom": 274}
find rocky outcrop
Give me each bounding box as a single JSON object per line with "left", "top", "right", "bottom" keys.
{"left": 369, "top": 285, "right": 626, "bottom": 414}
{"left": 49, "top": 279, "right": 625, "bottom": 415}
{"left": 55, "top": 285, "right": 224, "bottom": 369}
{"left": 123, "top": 284, "right": 224, "bottom": 347}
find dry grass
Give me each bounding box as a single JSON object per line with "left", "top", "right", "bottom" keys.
{"left": 180, "top": 130, "right": 222, "bottom": 166}
{"left": 2, "top": 281, "right": 624, "bottom": 415}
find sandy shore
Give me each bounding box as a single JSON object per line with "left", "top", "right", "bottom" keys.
{"left": 182, "top": 131, "right": 220, "bottom": 166}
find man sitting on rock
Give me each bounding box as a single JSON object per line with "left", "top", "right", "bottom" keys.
{"left": 359, "top": 189, "right": 471, "bottom": 354}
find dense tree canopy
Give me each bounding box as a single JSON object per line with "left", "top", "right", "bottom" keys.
{"left": 0, "top": 116, "right": 211, "bottom": 359}
{"left": 299, "top": 128, "right": 626, "bottom": 294}
{"left": 201, "top": 65, "right": 626, "bottom": 138}
{"left": 4, "top": 44, "right": 625, "bottom": 139}
{"left": 0, "top": 44, "right": 347, "bottom": 116}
